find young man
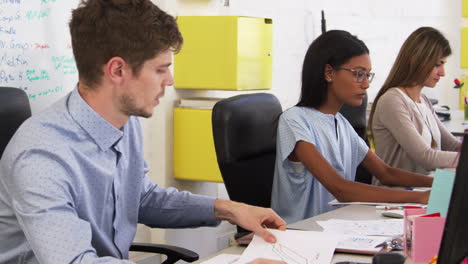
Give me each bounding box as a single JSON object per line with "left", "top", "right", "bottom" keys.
{"left": 0, "top": 0, "right": 286, "bottom": 263}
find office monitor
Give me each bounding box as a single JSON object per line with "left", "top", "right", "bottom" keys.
{"left": 437, "top": 133, "right": 468, "bottom": 263}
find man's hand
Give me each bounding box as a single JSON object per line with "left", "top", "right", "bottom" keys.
{"left": 247, "top": 258, "right": 286, "bottom": 264}
{"left": 214, "top": 200, "right": 286, "bottom": 243}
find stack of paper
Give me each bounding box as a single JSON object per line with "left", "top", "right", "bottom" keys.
{"left": 202, "top": 228, "right": 397, "bottom": 264}
{"left": 335, "top": 235, "right": 391, "bottom": 254}
{"left": 328, "top": 199, "right": 425, "bottom": 208}
{"left": 317, "top": 219, "right": 404, "bottom": 237}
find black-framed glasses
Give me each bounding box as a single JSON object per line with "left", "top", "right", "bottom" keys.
{"left": 334, "top": 67, "right": 375, "bottom": 83}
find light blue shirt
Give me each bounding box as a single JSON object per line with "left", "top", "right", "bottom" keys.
{"left": 0, "top": 88, "right": 219, "bottom": 264}
{"left": 271, "top": 106, "right": 369, "bottom": 223}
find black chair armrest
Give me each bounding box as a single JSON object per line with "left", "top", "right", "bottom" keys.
{"left": 130, "top": 243, "right": 199, "bottom": 264}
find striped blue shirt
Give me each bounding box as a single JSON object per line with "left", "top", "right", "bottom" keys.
{"left": 271, "top": 106, "right": 369, "bottom": 223}
{"left": 0, "top": 88, "right": 218, "bottom": 263}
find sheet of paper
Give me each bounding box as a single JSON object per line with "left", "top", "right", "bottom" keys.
{"left": 336, "top": 235, "right": 391, "bottom": 254}
{"left": 328, "top": 199, "right": 426, "bottom": 208}
{"left": 200, "top": 253, "right": 240, "bottom": 264}
{"left": 236, "top": 229, "right": 341, "bottom": 264}
{"left": 427, "top": 169, "right": 456, "bottom": 217}
{"left": 317, "top": 219, "right": 404, "bottom": 237}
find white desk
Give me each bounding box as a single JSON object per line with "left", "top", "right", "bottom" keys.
{"left": 443, "top": 110, "right": 467, "bottom": 136}
{"left": 196, "top": 205, "right": 425, "bottom": 264}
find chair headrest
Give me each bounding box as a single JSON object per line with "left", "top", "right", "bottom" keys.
{"left": 0, "top": 87, "right": 32, "bottom": 157}
{"left": 339, "top": 93, "right": 368, "bottom": 129}
{"left": 212, "top": 93, "right": 282, "bottom": 164}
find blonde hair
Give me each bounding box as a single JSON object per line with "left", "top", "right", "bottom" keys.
{"left": 368, "top": 27, "right": 451, "bottom": 141}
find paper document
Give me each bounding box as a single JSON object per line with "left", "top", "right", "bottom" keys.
{"left": 236, "top": 229, "right": 341, "bottom": 264}
{"left": 335, "top": 235, "right": 391, "bottom": 254}
{"left": 200, "top": 254, "right": 240, "bottom": 264}
{"left": 328, "top": 199, "right": 426, "bottom": 208}
{"left": 427, "top": 169, "right": 456, "bottom": 217}
{"left": 317, "top": 219, "right": 404, "bottom": 237}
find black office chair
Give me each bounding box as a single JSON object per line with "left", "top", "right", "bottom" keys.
{"left": 339, "top": 96, "right": 367, "bottom": 139}
{"left": 0, "top": 87, "right": 198, "bottom": 264}
{"left": 212, "top": 93, "right": 282, "bottom": 236}
{"left": 339, "top": 93, "right": 372, "bottom": 184}
{"left": 0, "top": 87, "right": 32, "bottom": 158}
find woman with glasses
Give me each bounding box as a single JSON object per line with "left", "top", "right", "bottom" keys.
{"left": 368, "top": 27, "right": 461, "bottom": 182}
{"left": 271, "top": 30, "right": 433, "bottom": 223}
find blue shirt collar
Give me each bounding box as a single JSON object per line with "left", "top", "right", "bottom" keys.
{"left": 68, "top": 87, "right": 124, "bottom": 151}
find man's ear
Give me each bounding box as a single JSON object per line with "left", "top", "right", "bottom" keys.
{"left": 105, "top": 57, "right": 127, "bottom": 84}
{"left": 324, "top": 64, "right": 334, "bottom": 82}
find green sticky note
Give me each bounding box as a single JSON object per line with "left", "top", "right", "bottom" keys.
{"left": 427, "top": 169, "right": 456, "bottom": 217}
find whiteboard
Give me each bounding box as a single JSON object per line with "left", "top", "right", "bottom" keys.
{"left": 0, "top": 0, "right": 79, "bottom": 114}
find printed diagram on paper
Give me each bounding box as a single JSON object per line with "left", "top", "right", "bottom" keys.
{"left": 236, "top": 229, "right": 340, "bottom": 264}
{"left": 269, "top": 243, "right": 319, "bottom": 264}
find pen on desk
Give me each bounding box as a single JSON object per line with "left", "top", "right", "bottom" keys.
{"left": 376, "top": 206, "right": 404, "bottom": 210}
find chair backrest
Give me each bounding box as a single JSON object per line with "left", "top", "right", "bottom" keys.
{"left": 0, "top": 87, "right": 32, "bottom": 158}
{"left": 339, "top": 94, "right": 372, "bottom": 184}
{"left": 212, "top": 93, "right": 282, "bottom": 218}
{"left": 339, "top": 93, "right": 368, "bottom": 139}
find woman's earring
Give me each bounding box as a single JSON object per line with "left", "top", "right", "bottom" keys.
{"left": 327, "top": 78, "right": 332, "bottom": 82}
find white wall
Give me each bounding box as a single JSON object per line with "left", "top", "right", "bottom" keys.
{"left": 139, "top": 0, "right": 461, "bottom": 259}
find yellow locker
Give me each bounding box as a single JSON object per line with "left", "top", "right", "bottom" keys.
{"left": 174, "top": 16, "right": 273, "bottom": 90}
{"left": 173, "top": 107, "right": 223, "bottom": 182}
{"left": 464, "top": 0, "right": 468, "bottom": 17}
{"left": 461, "top": 28, "right": 468, "bottom": 68}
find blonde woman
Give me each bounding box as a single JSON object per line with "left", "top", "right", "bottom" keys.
{"left": 368, "top": 27, "right": 461, "bottom": 182}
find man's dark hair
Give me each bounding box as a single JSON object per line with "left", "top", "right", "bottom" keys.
{"left": 69, "top": 0, "right": 183, "bottom": 88}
